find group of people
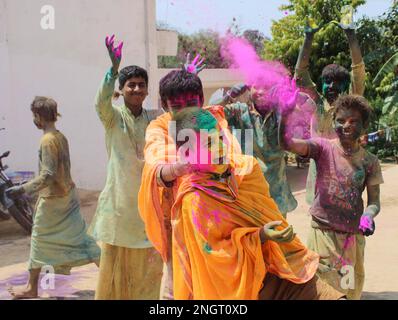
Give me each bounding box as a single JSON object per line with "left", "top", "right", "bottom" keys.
{"left": 5, "top": 15, "right": 383, "bottom": 300}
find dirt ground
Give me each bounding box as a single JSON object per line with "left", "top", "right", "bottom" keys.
{"left": 0, "top": 163, "right": 397, "bottom": 300}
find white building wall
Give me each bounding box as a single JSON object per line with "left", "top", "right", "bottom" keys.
{"left": 0, "top": 0, "right": 243, "bottom": 190}
{"left": 0, "top": 0, "right": 158, "bottom": 190}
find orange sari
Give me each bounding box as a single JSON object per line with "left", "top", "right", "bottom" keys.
{"left": 138, "top": 106, "right": 319, "bottom": 300}
{"left": 138, "top": 106, "right": 241, "bottom": 262}
{"left": 170, "top": 155, "right": 319, "bottom": 299}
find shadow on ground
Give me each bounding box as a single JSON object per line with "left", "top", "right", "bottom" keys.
{"left": 286, "top": 164, "right": 309, "bottom": 193}
{"left": 362, "top": 291, "right": 398, "bottom": 300}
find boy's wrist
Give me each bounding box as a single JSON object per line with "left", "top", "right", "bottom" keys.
{"left": 344, "top": 28, "right": 356, "bottom": 38}
{"left": 110, "top": 67, "right": 119, "bottom": 77}
{"left": 362, "top": 211, "right": 376, "bottom": 220}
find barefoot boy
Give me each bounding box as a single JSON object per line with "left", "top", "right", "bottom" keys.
{"left": 283, "top": 95, "right": 383, "bottom": 300}
{"left": 6, "top": 97, "right": 100, "bottom": 299}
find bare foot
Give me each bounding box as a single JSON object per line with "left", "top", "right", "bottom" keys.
{"left": 8, "top": 285, "right": 38, "bottom": 300}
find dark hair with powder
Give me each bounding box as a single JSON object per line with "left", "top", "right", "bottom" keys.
{"left": 321, "top": 64, "right": 351, "bottom": 89}
{"left": 30, "top": 96, "right": 60, "bottom": 122}
{"left": 159, "top": 70, "right": 204, "bottom": 109}
{"left": 172, "top": 107, "right": 217, "bottom": 148}
{"left": 333, "top": 94, "right": 372, "bottom": 129}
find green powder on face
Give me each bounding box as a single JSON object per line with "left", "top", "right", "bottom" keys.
{"left": 195, "top": 109, "right": 217, "bottom": 131}
{"left": 203, "top": 243, "right": 212, "bottom": 254}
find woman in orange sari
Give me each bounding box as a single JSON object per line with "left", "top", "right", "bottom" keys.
{"left": 138, "top": 69, "right": 242, "bottom": 299}
{"left": 139, "top": 70, "right": 343, "bottom": 300}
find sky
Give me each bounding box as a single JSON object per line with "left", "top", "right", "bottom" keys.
{"left": 156, "top": 0, "right": 393, "bottom": 37}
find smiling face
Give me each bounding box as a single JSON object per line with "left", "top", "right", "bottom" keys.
{"left": 121, "top": 77, "right": 148, "bottom": 107}
{"left": 334, "top": 108, "right": 364, "bottom": 142}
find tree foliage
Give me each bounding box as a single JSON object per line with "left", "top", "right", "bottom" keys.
{"left": 157, "top": 21, "right": 267, "bottom": 69}
{"left": 263, "top": 0, "right": 366, "bottom": 82}
{"left": 263, "top": 1, "right": 398, "bottom": 158}
{"left": 158, "top": 29, "right": 228, "bottom": 69}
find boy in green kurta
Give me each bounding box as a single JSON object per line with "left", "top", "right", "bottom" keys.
{"left": 6, "top": 97, "right": 100, "bottom": 299}
{"left": 87, "top": 35, "right": 163, "bottom": 300}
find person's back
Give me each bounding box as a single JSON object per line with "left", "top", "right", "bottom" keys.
{"left": 6, "top": 96, "right": 100, "bottom": 299}
{"left": 30, "top": 131, "right": 75, "bottom": 198}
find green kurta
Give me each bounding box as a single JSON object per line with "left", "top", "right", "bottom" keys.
{"left": 24, "top": 131, "right": 100, "bottom": 274}
{"left": 88, "top": 69, "right": 163, "bottom": 249}
{"left": 222, "top": 102, "right": 297, "bottom": 215}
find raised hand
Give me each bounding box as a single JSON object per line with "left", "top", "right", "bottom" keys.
{"left": 105, "top": 34, "right": 124, "bottom": 74}
{"left": 304, "top": 18, "right": 322, "bottom": 34}
{"left": 184, "top": 53, "right": 206, "bottom": 75}
{"left": 332, "top": 5, "right": 356, "bottom": 30}
{"left": 262, "top": 221, "right": 295, "bottom": 244}
{"left": 226, "top": 83, "right": 250, "bottom": 100}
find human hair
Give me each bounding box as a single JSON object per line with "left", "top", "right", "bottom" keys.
{"left": 321, "top": 64, "right": 351, "bottom": 88}
{"left": 172, "top": 107, "right": 217, "bottom": 148}
{"left": 30, "top": 96, "right": 60, "bottom": 122}
{"left": 118, "top": 65, "right": 148, "bottom": 90}
{"left": 333, "top": 94, "right": 372, "bottom": 129}
{"left": 159, "top": 70, "right": 204, "bottom": 109}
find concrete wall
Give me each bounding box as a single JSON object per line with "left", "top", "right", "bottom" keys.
{"left": 0, "top": 0, "right": 158, "bottom": 190}
{"left": 157, "top": 68, "right": 244, "bottom": 105}
{"left": 0, "top": 0, "right": 243, "bottom": 191}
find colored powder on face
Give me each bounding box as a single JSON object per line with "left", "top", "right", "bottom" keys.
{"left": 196, "top": 110, "right": 218, "bottom": 131}
{"left": 203, "top": 243, "right": 212, "bottom": 254}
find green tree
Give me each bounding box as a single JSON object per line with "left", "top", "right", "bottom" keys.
{"left": 243, "top": 30, "right": 268, "bottom": 57}
{"left": 158, "top": 18, "right": 268, "bottom": 69}
{"left": 264, "top": 1, "right": 398, "bottom": 159}
{"left": 158, "top": 30, "right": 229, "bottom": 69}
{"left": 263, "top": 0, "right": 365, "bottom": 83}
